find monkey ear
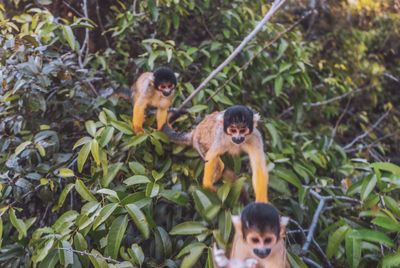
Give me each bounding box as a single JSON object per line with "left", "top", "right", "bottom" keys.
{"left": 253, "top": 113, "right": 260, "bottom": 128}
{"left": 231, "top": 215, "right": 242, "bottom": 233}
{"left": 279, "top": 216, "right": 289, "bottom": 238}
{"left": 174, "top": 72, "right": 180, "bottom": 78}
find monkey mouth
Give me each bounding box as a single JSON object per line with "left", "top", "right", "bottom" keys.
{"left": 162, "top": 91, "right": 172, "bottom": 97}
{"left": 232, "top": 137, "right": 245, "bottom": 144}
{"left": 253, "top": 248, "right": 271, "bottom": 259}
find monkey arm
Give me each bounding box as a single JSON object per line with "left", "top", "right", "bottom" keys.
{"left": 156, "top": 108, "right": 168, "bottom": 130}
{"left": 203, "top": 145, "right": 222, "bottom": 191}
{"left": 244, "top": 131, "right": 269, "bottom": 203}
{"left": 132, "top": 98, "right": 147, "bottom": 133}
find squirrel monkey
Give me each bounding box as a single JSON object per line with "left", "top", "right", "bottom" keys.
{"left": 131, "top": 67, "right": 177, "bottom": 133}
{"left": 213, "top": 202, "right": 289, "bottom": 268}
{"left": 162, "top": 105, "right": 269, "bottom": 203}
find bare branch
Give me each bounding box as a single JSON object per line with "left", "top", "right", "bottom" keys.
{"left": 58, "top": 248, "right": 121, "bottom": 264}
{"left": 302, "top": 198, "right": 326, "bottom": 252}
{"left": 343, "top": 109, "right": 391, "bottom": 150}
{"left": 178, "top": 0, "right": 287, "bottom": 110}
{"left": 328, "top": 96, "right": 352, "bottom": 148}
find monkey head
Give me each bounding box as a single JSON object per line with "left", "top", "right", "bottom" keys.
{"left": 232, "top": 203, "right": 287, "bottom": 260}
{"left": 153, "top": 66, "right": 177, "bottom": 97}
{"left": 222, "top": 105, "right": 260, "bottom": 145}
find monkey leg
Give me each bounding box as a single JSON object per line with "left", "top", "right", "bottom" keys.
{"left": 203, "top": 157, "right": 218, "bottom": 192}
{"left": 132, "top": 102, "right": 146, "bottom": 133}
{"left": 213, "top": 157, "right": 225, "bottom": 182}
{"left": 156, "top": 108, "right": 168, "bottom": 130}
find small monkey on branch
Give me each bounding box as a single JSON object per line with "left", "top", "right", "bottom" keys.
{"left": 131, "top": 67, "right": 177, "bottom": 133}
{"left": 213, "top": 202, "right": 289, "bottom": 268}
{"left": 162, "top": 105, "right": 269, "bottom": 202}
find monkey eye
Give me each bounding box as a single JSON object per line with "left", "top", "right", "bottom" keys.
{"left": 159, "top": 85, "right": 166, "bottom": 90}
{"left": 228, "top": 127, "right": 238, "bottom": 135}
{"left": 239, "top": 128, "right": 248, "bottom": 135}
{"left": 251, "top": 237, "right": 260, "bottom": 243}
{"left": 264, "top": 237, "right": 272, "bottom": 244}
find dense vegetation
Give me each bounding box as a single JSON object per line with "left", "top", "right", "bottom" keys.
{"left": 1, "top": 0, "right": 399, "bottom": 267}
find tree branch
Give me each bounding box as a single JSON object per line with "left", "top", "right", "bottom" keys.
{"left": 58, "top": 248, "right": 121, "bottom": 264}
{"left": 343, "top": 109, "right": 391, "bottom": 150}
{"left": 178, "top": 0, "right": 287, "bottom": 110}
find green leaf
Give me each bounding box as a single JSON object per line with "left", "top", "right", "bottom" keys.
{"left": 53, "top": 183, "right": 74, "bottom": 212}
{"left": 130, "top": 244, "right": 144, "bottom": 266}
{"left": 360, "top": 175, "right": 377, "bottom": 201}
{"left": 372, "top": 216, "right": 400, "bottom": 232}
{"left": 383, "top": 196, "right": 400, "bottom": 218}
{"left": 56, "top": 168, "right": 75, "bottom": 178}
{"left": 77, "top": 142, "right": 91, "bottom": 173}
{"left": 52, "top": 210, "right": 78, "bottom": 233}
{"left": 154, "top": 226, "right": 172, "bottom": 260}
{"left": 85, "top": 120, "right": 97, "bottom": 137}
{"left": 9, "top": 208, "right": 27, "bottom": 239}
{"left": 62, "top": 25, "right": 76, "bottom": 50}
{"left": 99, "top": 126, "right": 114, "bottom": 147}
{"left": 371, "top": 162, "right": 400, "bottom": 175}
{"left": 177, "top": 243, "right": 206, "bottom": 268}
{"left": 35, "top": 239, "right": 55, "bottom": 263}
{"left": 105, "top": 215, "right": 128, "bottom": 259}
{"left": 345, "top": 230, "right": 361, "bottom": 268}
{"left": 169, "top": 221, "right": 207, "bottom": 235}
{"left": 382, "top": 251, "right": 400, "bottom": 268}
{"left": 59, "top": 240, "right": 74, "bottom": 267}
{"left": 96, "top": 189, "right": 119, "bottom": 200}
{"left": 126, "top": 204, "right": 150, "bottom": 239}
{"left": 273, "top": 167, "right": 302, "bottom": 188}
{"left": 75, "top": 179, "right": 97, "bottom": 202}
{"left": 124, "top": 175, "right": 151, "bottom": 186}
{"left": 356, "top": 229, "right": 395, "bottom": 247}
{"left": 73, "top": 136, "right": 92, "bottom": 150}
{"left": 15, "top": 141, "right": 32, "bottom": 155}
{"left": 0, "top": 218, "right": 2, "bottom": 248}
{"left": 327, "top": 225, "right": 350, "bottom": 259}
{"left": 128, "top": 161, "right": 146, "bottom": 175}
{"left": 160, "top": 189, "right": 189, "bottom": 206}
{"left": 90, "top": 139, "right": 101, "bottom": 165}
{"left": 101, "top": 162, "right": 123, "bottom": 187}
{"left": 111, "top": 120, "right": 133, "bottom": 135}
{"left": 274, "top": 76, "right": 283, "bottom": 96}
{"left": 265, "top": 123, "right": 280, "bottom": 149}
{"left": 93, "top": 203, "right": 118, "bottom": 230}
{"left": 126, "top": 134, "right": 148, "bottom": 148}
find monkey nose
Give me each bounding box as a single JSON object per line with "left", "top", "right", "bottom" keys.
{"left": 232, "top": 137, "right": 244, "bottom": 144}
{"left": 253, "top": 248, "right": 271, "bottom": 259}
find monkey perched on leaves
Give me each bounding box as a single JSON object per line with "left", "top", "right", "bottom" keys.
{"left": 213, "top": 203, "right": 289, "bottom": 268}
{"left": 162, "top": 105, "right": 269, "bottom": 203}
{"left": 131, "top": 67, "right": 177, "bottom": 133}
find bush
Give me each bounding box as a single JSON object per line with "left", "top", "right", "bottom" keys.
{"left": 1, "top": 1, "right": 399, "bottom": 267}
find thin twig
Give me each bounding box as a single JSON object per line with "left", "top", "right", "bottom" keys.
{"left": 58, "top": 248, "right": 121, "bottom": 264}
{"left": 63, "top": 0, "right": 84, "bottom": 17}
{"left": 95, "top": 0, "right": 110, "bottom": 48}
{"left": 206, "top": 10, "right": 314, "bottom": 102}
{"left": 302, "top": 256, "right": 322, "bottom": 268}
{"left": 328, "top": 96, "right": 352, "bottom": 148}
{"left": 79, "top": 0, "right": 90, "bottom": 67}
{"left": 178, "top": 0, "right": 287, "bottom": 110}
{"left": 345, "top": 133, "right": 396, "bottom": 153}
{"left": 302, "top": 198, "right": 326, "bottom": 252}
{"left": 343, "top": 109, "right": 391, "bottom": 150}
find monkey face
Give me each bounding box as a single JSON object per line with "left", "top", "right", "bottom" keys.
{"left": 157, "top": 81, "right": 175, "bottom": 97}
{"left": 245, "top": 230, "right": 277, "bottom": 259}
{"left": 226, "top": 124, "right": 250, "bottom": 144}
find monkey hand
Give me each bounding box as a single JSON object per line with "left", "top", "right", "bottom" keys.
{"left": 133, "top": 125, "right": 145, "bottom": 134}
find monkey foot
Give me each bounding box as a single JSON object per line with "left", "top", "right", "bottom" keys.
{"left": 203, "top": 184, "right": 217, "bottom": 192}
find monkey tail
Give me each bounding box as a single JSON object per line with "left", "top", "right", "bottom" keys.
{"left": 112, "top": 87, "right": 132, "bottom": 101}
{"left": 161, "top": 123, "right": 193, "bottom": 145}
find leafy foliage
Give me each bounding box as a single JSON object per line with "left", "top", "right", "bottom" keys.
{"left": 1, "top": 0, "right": 399, "bottom": 267}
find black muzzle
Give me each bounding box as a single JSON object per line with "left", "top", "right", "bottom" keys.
{"left": 253, "top": 248, "right": 271, "bottom": 259}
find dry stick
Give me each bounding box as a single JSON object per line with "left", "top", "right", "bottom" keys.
{"left": 343, "top": 109, "right": 392, "bottom": 150}
{"left": 177, "top": 0, "right": 287, "bottom": 110}
{"left": 58, "top": 248, "right": 121, "bottom": 264}
{"left": 302, "top": 189, "right": 361, "bottom": 254}
{"left": 206, "top": 10, "right": 314, "bottom": 102}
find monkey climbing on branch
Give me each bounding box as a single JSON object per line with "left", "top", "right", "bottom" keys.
{"left": 162, "top": 105, "right": 269, "bottom": 203}
{"left": 131, "top": 67, "right": 177, "bottom": 133}
{"left": 213, "top": 202, "right": 289, "bottom": 268}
